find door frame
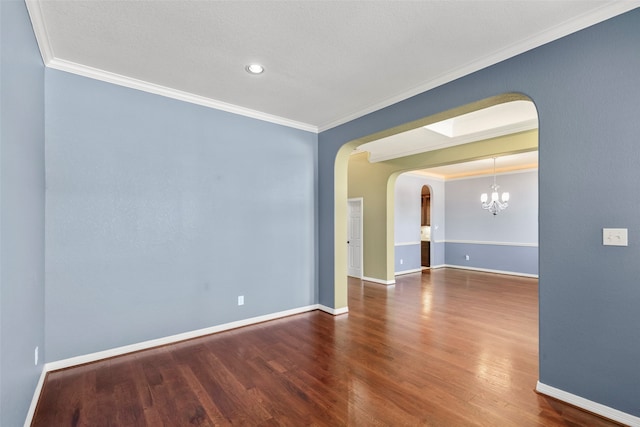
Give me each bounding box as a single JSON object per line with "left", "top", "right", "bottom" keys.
{"left": 347, "top": 197, "right": 364, "bottom": 279}
{"left": 420, "top": 184, "right": 431, "bottom": 269}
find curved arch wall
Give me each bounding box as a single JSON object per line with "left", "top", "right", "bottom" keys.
{"left": 319, "top": 8, "right": 640, "bottom": 419}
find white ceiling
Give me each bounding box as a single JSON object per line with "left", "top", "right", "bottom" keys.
{"left": 27, "top": 1, "right": 637, "bottom": 132}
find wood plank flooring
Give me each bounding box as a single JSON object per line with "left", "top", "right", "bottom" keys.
{"left": 32, "top": 269, "right": 623, "bottom": 426}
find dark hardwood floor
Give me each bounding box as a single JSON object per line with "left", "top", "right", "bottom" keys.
{"left": 32, "top": 269, "right": 622, "bottom": 426}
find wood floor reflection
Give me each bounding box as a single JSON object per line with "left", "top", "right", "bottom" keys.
{"left": 32, "top": 269, "right": 622, "bottom": 426}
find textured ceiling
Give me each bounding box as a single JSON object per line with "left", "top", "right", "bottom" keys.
{"left": 27, "top": 1, "right": 637, "bottom": 132}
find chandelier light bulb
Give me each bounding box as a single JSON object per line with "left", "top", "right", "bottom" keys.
{"left": 481, "top": 193, "right": 488, "bottom": 203}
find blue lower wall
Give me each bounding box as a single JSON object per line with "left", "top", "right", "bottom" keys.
{"left": 431, "top": 241, "right": 445, "bottom": 267}
{"left": 445, "top": 242, "right": 538, "bottom": 276}
{"left": 394, "top": 243, "right": 421, "bottom": 272}
{"left": 396, "top": 241, "right": 536, "bottom": 276}
{"left": 394, "top": 241, "right": 449, "bottom": 273}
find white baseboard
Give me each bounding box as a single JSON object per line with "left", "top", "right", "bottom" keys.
{"left": 318, "top": 304, "right": 349, "bottom": 315}
{"left": 24, "top": 366, "right": 47, "bottom": 427}
{"left": 31, "top": 307, "right": 639, "bottom": 427}
{"left": 26, "top": 303, "right": 349, "bottom": 425}
{"left": 444, "top": 264, "right": 538, "bottom": 278}
{"left": 536, "top": 381, "right": 640, "bottom": 426}
{"left": 395, "top": 268, "right": 423, "bottom": 276}
{"left": 362, "top": 276, "right": 396, "bottom": 285}
{"left": 45, "top": 304, "right": 323, "bottom": 372}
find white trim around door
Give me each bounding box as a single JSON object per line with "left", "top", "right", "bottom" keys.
{"left": 347, "top": 198, "right": 364, "bottom": 278}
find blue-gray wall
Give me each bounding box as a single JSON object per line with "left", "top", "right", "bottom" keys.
{"left": 319, "top": 8, "right": 640, "bottom": 417}
{"left": 44, "top": 70, "right": 318, "bottom": 361}
{"left": 394, "top": 173, "right": 445, "bottom": 272}
{"left": 2, "top": 2, "right": 640, "bottom": 423}
{"left": 445, "top": 170, "right": 538, "bottom": 275}
{"left": 0, "top": 1, "right": 46, "bottom": 425}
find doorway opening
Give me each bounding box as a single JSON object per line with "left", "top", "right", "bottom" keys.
{"left": 338, "top": 93, "right": 539, "bottom": 306}
{"left": 420, "top": 185, "right": 431, "bottom": 269}
{"left": 336, "top": 93, "right": 540, "bottom": 419}
{"left": 347, "top": 198, "right": 363, "bottom": 279}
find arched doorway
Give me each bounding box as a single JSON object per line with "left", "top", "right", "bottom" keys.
{"left": 336, "top": 93, "right": 538, "bottom": 309}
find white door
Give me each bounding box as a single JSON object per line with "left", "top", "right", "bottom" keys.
{"left": 347, "top": 198, "right": 363, "bottom": 278}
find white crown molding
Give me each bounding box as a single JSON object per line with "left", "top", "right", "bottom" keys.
{"left": 25, "top": 0, "right": 638, "bottom": 134}
{"left": 24, "top": 1, "right": 318, "bottom": 132}
{"left": 47, "top": 59, "right": 319, "bottom": 133}
{"left": 25, "top": 0, "right": 54, "bottom": 64}
{"left": 316, "top": 3, "right": 640, "bottom": 132}
{"left": 536, "top": 381, "right": 640, "bottom": 427}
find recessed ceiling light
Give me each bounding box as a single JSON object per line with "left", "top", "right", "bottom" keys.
{"left": 245, "top": 64, "right": 264, "bottom": 75}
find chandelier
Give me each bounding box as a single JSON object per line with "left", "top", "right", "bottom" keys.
{"left": 481, "top": 157, "right": 509, "bottom": 215}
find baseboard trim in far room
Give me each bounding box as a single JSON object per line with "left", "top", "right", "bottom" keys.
{"left": 395, "top": 268, "right": 423, "bottom": 276}
{"left": 318, "top": 304, "right": 349, "bottom": 315}
{"left": 444, "top": 264, "right": 538, "bottom": 278}
{"left": 536, "top": 381, "right": 640, "bottom": 427}
{"left": 362, "top": 276, "right": 396, "bottom": 285}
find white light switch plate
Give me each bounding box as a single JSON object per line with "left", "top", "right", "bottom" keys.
{"left": 603, "top": 228, "right": 628, "bottom": 246}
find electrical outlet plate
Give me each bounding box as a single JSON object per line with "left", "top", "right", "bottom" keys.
{"left": 603, "top": 228, "right": 628, "bottom": 246}
{"left": 238, "top": 295, "right": 244, "bottom": 306}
